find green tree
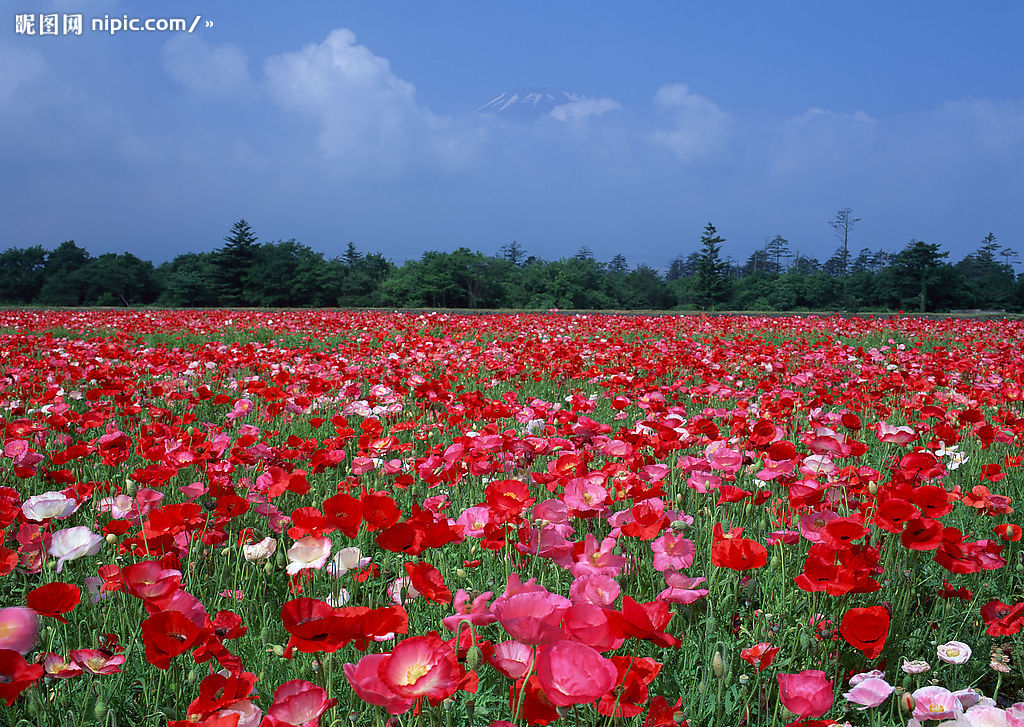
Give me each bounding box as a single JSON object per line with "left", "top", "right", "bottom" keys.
{"left": 500, "top": 241, "right": 527, "bottom": 266}
{"left": 213, "top": 219, "right": 258, "bottom": 306}
{"left": 891, "top": 240, "right": 949, "bottom": 313}
{"left": 37, "top": 241, "right": 92, "bottom": 305}
{"left": 0, "top": 245, "right": 47, "bottom": 303}
{"left": 156, "top": 252, "right": 219, "bottom": 307}
{"left": 766, "top": 235, "right": 791, "bottom": 273}
{"left": 694, "top": 223, "right": 731, "bottom": 310}
{"left": 83, "top": 253, "right": 159, "bottom": 305}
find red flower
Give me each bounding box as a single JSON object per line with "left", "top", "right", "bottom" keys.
{"left": 839, "top": 606, "right": 889, "bottom": 659}
{"left": 323, "top": 492, "right": 362, "bottom": 538}
{"left": 740, "top": 642, "right": 780, "bottom": 672}
{"left": 404, "top": 561, "right": 453, "bottom": 604}
{"left": 711, "top": 524, "right": 767, "bottom": 571}
{"left": 0, "top": 649, "right": 44, "bottom": 706}
{"left": 993, "top": 523, "right": 1022, "bottom": 542}
{"left": 140, "top": 610, "right": 204, "bottom": 669}
{"left": 597, "top": 655, "right": 661, "bottom": 718}
{"left": 900, "top": 517, "right": 944, "bottom": 550}
{"left": 26, "top": 582, "right": 80, "bottom": 624}
{"left": 267, "top": 679, "right": 336, "bottom": 726}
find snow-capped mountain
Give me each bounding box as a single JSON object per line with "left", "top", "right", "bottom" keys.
{"left": 476, "top": 89, "right": 582, "bottom": 119}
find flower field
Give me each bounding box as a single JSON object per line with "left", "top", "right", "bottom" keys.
{"left": 0, "top": 309, "right": 1022, "bottom": 727}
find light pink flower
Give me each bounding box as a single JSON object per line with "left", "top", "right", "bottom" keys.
{"left": 489, "top": 640, "right": 534, "bottom": 679}
{"left": 843, "top": 677, "right": 893, "bottom": 709}
{"left": 267, "top": 679, "right": 336, "bottom": 726}
{"left": 49, "top": 526, "right": 103, "bottom": 572}
{"left": 798, "top": 510, "right": 839, "bottom": 544}
{"left": 937, "top": 640, "right": 972, "bottom": 665}
{"left": 912, "top": 686, "right": 963, "bottom": 722}
{"left": 21, "top": 491, "right": 76, "bottom": 522}
{"left": 963, "top": 704, "right": 1010, "bottom": 727}
{"left": 657, "top": 571, "right": 709, "bottom": 605}
{"left": 1006, "top": 703, "right": 1024, "bottom": 727}
{"left": 285, "top": 535, "right": 331, "bottom": 576}
{"left": 902, "top": 658, "right": 931, "bottom": 674}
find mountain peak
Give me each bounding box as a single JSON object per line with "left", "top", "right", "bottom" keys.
{"left": 476, "top": 88, "right": 582, "bottom": 118}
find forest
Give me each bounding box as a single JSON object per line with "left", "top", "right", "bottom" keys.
{"left": 1, "top": 218, "right": 1021, "bottom": 312}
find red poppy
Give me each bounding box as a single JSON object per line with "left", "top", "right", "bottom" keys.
{"left": 740, "top": 642, "right": 780, "bottom": 672}
{"left": 911, "top": 485, "right": 954, "bottom": 518}
{"left": 0, "top": 649, "right": 44, "bottom": 706}
{"left": 839, "top": 606, "right": 889, "bottom": 659}
{"left": 26, "top": 582, "right": 80, "bottom": 624}
{"left": 980, "top": 599, "right": 1024, "bottom": 636}
{"left": 141, "top": 610, "right": 204, "bottom": 669}
{"left": 900, "top": 517, "right": 944, "bottom": 550}
{"left": 323, "top": 492, "right": 363, "bottom": 538}
{"left": 404, "top": 561, "right": 453, "bottom": 604}
{"left": 993, "top": 523, "right": 1023, "bottom": 542}
{"left": 621, "top": 501, "right": 668, "bottom": 539}
{"left": 360, "top": 491, "right": 401, "bottom": 531}
{"left": 597, "top": 655, "right": 662, "bottom": 718}
{"left": 711, "top": 524, "right": 767, "bottom": 571}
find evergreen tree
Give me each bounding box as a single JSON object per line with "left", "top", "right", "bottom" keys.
{"left": 766, "top": 235, "right": 791, "bottom": 273}
{"left": 608, "top": 254, "right": 628, "bottom": 274}
{"left": 213, "top": 219, "right": 259, "bottom": 306}
{"left": 500, "top": 241, "right": 527, "bottom": 266}
{"left": 695, "top": 223, "right": 731, "bottom": 310}
{"left": 828, "top": 208, "right": 860, "bottom": 276}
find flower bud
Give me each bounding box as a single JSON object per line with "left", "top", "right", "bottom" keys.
{"left": 900, "top": 692, "right": 915, "bottom": 713}
{"left": 465, "top": 646, "right": 482, "bottom": 670}
{"left": 712, "top": 651, "right": 725, "bottom": 680}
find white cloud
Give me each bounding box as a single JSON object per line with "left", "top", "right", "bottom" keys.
{"left": 162, "top": 35, "right": 252, "bottom": 97}
{"left": 550, "top": 96, "right": 621, "bottom": 123}
{"left": 650, "top": 83, "right": 731, "bottom": 162}
{"left": 263, "top": 28, "right": 478, "bottom": 173}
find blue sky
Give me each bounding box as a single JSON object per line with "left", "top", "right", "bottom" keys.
{"left": 2, "top": 0, "right": 1023, "bottom": 270}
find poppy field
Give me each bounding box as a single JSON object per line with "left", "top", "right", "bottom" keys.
{"left": 0, "top": 309, "right": 1022, "bottom": 727}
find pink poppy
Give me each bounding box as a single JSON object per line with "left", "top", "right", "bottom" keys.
{"left": 535, "top": 640, "right": 617, "bottom": 707}
{"left": 267, "top": 680, "right": 336, "bottom": 726}
{"left": 911, "top": 686, "right": 963, "bottom": 722}
{"left": 777, "top": 670, "right": 834, "bottom": 719}
{"left": 843, "top": 677, "right": 893, "bottom": 709}
{"left": 0, "top": 608, "right": 38, "bottom": 654}
{"left": 650, "top": 532, "right": 696, "bottom": 572}
{"left": 343, "top": 653, "right": 416, "bottom": 715}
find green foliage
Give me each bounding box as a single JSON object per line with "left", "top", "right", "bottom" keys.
{"left": 1, "top": 221, "right": 1021, "bottom": 311}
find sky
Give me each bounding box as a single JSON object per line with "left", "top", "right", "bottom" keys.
{"left": 2, "top": 1, "right": 1023, "bottom": 271}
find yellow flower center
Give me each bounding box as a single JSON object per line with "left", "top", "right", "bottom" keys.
{"left": 928, "top": 704, "right": 946, "bottom": 714}
{"left": 402, "top": 662, "right": 430, "bottom": 685}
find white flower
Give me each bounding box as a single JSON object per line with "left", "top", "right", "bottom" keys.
{"left": 327, "top": 547, "right": 370, "bottom": 577}
{"left": 242, "top": 537, "right": 278, "bottom": 562}
{"left": 387, "top": 576, "right": 420, "bottom": 605}
{"left": 22, "top": 491, "right": 76, "bottom": 521}
{"left": 285, "top": 535, "right": 331, "bottom": 576}
{"left": 49, "top": 526, "right": 103, "bottom": 572}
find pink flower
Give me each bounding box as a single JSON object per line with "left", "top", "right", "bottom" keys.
{"left": 1006, "top": 703, "right": 1024, "bottom": 727}
{"left": 455, "top": 506, "right": 491, "bottom": 538}
{"left": 568, "top": 574, "right": 620, "bottom": 607}
{"left": 657, "top": 571, "right": 709, "bottom": 605}
{"left": 441, "top": 589, "right": 496, "bottom": 631}
{"left": 912, "top": 686, "right": 963, "bottom": 722}
{"left": 0, "top": 608, "right": 38, "bottom": 654}
{"left": 777, "top": 670, "right": 834, "bottom": 719}
{"left": 797, "top": 510, "right": 839, "bottom": 544}
{"left": 937, "top": 640, "right": 972, "bottom": 664}
{"left": 962, "top": 704, "right": 1008, "bottom": 727}
{"left": 377, "top": 634, "right": 461, "bottom": 704}
{"left": 21, "top": 491, "right": 76, "bottom": 522}
{"left": 267, "top": 679, "right": 336, "bottom": 726}
{"left": 843, "top": 677, "right": 893, "bottom": 709}
{"left": 535, "top": 640, "right": 617, "bottom": 707}
{"left": 42, "top": 653, "right": 82, "bottom": 678}
{"left": 343, "top": 653, "right": 416, "bottom": 715}
{"left": 488, "top": 640, "right": 534, "bottom": 679}
{"left": 650, "top": 532, "right": 695, "bottom": 572}
{"left": 491, "top": 575, "right": 570, "bottom": 645}
{"left": 570, "top": 535, "right": 624, "bottom": 578}
{"left": 69, "top": 649, "right": 125, "bottom": 675}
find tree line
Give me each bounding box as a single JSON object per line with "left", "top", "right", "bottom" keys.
{"left": 1, "top": 216, "right": 1022, "bottom": 313}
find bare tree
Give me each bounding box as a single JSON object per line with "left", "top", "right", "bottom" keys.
{"left": 828, "top": 208, "right": 861, "bottom": 277}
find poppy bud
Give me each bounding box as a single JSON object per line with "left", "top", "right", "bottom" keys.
{"left": 712, "top": 651, "right": 725, "bottom": 680}
{"left": 674, "top": 713, "right": 686, "bottom": 725}
{"left": 900, "top": 692, "right": 914, "bottom": 713}
{"left": 455, "top": 569, "right": 467, "bottom": 579}
{"left": 675, "top": 493, "right": 683, "bottom": 504}
{"left": 105, "top": 533, "right": 117, "bottom": 544}
{"left": 93, "top": 698, "right": 108, "bottom": 721}
{"left": 271, "top": 645, "right": 285, "bottom": 657}
{"left": 466, "top": 646, "right": 482, "bottom": 669}
{"left": 263, "top": 562, "right": 273, "bottom": 574}
{"left": 867, "top": 481, "right": 879, "bottom": 496}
